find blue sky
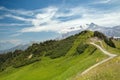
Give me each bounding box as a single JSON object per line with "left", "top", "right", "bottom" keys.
{"left": 0, "top": 0, "right": 120, "bottom": 50}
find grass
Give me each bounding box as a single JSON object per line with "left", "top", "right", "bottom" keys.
{"left": 94, "top": 39, "right": 120, "bottom": 55}
{"left": 66, "top": 31, "right": 93, "bottom": 56}
{"left": 77, "top": 56, "right": 120, "bottom": 80}
{"left": 0, "top": 44, "right": 107, "bottom": 80}
{"left": 101, "top": 40, "right": 120, "bottom": 55}
{"left": 75, "top": 40, "right": 120, "bottom": 80}
{"left": 1, "top": 31, "right": 117, "bottom": 80}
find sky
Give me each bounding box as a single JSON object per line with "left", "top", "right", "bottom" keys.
{"left": 0, "top": 0, "right": 120, "bottom": 50}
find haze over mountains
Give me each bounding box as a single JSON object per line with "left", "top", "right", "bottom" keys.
{"left": 0, "top": 44, "right": 31, "bottom": 54}
{"left": 62, "top": 23, "right": 120, "bottom": 38}
{"left": 0, "top": 23, "right": 120, "bottom": 53}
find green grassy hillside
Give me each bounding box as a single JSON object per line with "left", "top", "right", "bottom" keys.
{"left": 77, "top": 56, "right": 120, "bottom": 80}
{"left": 75, "top": 33, "right": 120, "bottom": 80}
{"left": 0, "top": 45, "right": 107, "bottom": 80}
{"left": 0, "top": 30, "right": 119, "bottom": 80}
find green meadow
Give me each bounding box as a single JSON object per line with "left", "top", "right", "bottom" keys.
{"left": 0, "top": 31, "right": 119, "bottom": 80}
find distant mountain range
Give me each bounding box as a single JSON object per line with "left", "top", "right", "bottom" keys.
{"left": 61, "top": 23, "right": 120, "bottom": 38}
{"left": 1, "top": 23, "right": 120, "bottom": 53}
{"left": 0, "top": 42, "right": 15, "bottom": 51}
{"left": 0, "top": 30, "right": 119, "bottom": 80}
{"left": 0, "top": 44, "right": 31, "bottom": 54}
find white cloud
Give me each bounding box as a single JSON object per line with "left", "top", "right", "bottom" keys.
{"left": 32, "top": 7, "right": 58, "bottom": 26}
{"left": 0, "top": 6, "right": 5, "bottom": 10}
{"left": 19, "top": 6, "right": 120, "bottom": 33}
{"left": 11, "top": 33, "right": 22, "bottom": 37}
{"left": 5, "top": 14, "right": 32, "bottom": 22}
{"left": 1, "top": 6, "right": 120, "bottom": 34}
{"left": 93, "top": 0, "right": 111, "bottom": 4}
{"left": 0, "top": 6, "right": 34, "bottom": 16}
{"left": 0, "top": 23, "right": 30, "bottom": 26}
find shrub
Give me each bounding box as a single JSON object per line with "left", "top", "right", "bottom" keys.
{"left": 94, "top": 31, "right": 116, "bottom": 48}
{"left": 76, "top": 44, "right": 89, "bottom": 55}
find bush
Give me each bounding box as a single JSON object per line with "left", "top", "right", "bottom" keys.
{"left": 13, "top": 57, "right": 40, "bottom": 68}
{"left": 94, "top": 31, "right": 116, "bottom": 48}
{"left": 76, "top": 44, "right": 89, "bottom": 55}
{"left": 0, "top": 33, "right": 78, "bottom": 71}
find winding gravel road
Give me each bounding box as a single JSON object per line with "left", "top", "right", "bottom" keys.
{"left": 73, "top": 42, "right": 117, "bottom": 80}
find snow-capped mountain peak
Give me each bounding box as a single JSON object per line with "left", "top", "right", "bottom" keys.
{"left": 61, "top": 23, "right": 120, "bottom": 38}
{"left": 87, "top": 23, "right": 100, "bottom": 29}
{"left": 60, "top": 23, "right": 90, "bottom": 34}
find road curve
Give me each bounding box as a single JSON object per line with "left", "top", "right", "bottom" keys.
{"left": 90, "top": 43, "right": 116, "bottom": 57}
{"left": 73, "top": 42, "right": 117, "bottom": 80}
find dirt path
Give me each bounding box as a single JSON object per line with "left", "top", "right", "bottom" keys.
{"left": 73, "top": 42, "right": 117, "bottom": 80}
{"left": 90, "top": 42, "right": 116, "bottom": 57}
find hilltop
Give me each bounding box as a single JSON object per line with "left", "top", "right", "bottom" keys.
{"left": 0, "top": 30, "right": 120, "bottom": 80}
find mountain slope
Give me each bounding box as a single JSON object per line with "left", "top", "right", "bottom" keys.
{"left": 66, "top": 31, "right": 93, "bottom": 56}
{"left": 0, "top": 31, "right": 119, "bottom": 80}
{"left": 74, "top": 36, "right": 120, "bottom": 80}
{"left": 73, "top": 42, "right": 117, "bottom": 80}
{"left": 62, "top": 23, "right": 120, "bottom": 38}
{"left": 77, "top": 56, "right": 120, "bottom": 80}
